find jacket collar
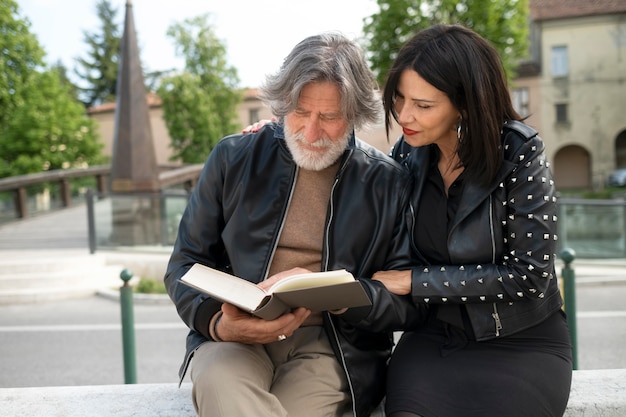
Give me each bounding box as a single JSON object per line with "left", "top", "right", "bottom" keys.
{"left": 454, "top": 160, "right": 515, "bottom": 227}
{"left": 408, "top": 142, "right": 516, "bottom": 229}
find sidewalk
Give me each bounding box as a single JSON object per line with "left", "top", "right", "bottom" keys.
{"left": 1, "top": 206, "right": 625, "bottom": 417}
{"left": 1, "top": 204, "right": 625, "bottom": 283}
{"left": 0, "top": 204, "right": 92, "bottom": 250}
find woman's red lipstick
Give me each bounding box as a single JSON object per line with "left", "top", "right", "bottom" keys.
{"left": 402, "top": 127, "right": 418, "bottom": 136}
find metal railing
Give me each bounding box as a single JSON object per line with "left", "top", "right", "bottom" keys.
{"left": 0, "top": 165, "right": 109, "bottom": 222}
{"left": 0, "top": 164, "right": 203, "bottom": 226}
{"left": 3, "top": 166, "right": 626, "bottom": 260}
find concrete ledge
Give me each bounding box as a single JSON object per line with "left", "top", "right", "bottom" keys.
{"left": 564, "top": 369, "right": 626, "bottom": 417}
{"left": 0, "top": 383, "right": 195, "bottom": 417}
{"left": 1, "top": 369, "right": 624, "bottom": 416}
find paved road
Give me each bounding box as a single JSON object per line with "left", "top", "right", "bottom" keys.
{"left": 0, "top": 295, "right": 190, "bottom": 388}
{"left": 0, "top": 280, "right": 624, "bottom": 389}
{"left": 0, "top": 205, "right": 188, "bottom": 388}
{"left": 573, "top": 281, "right": 626, "bottom": 369}
{"left": 0, "top": 206, "right": 624, "bottom": 389}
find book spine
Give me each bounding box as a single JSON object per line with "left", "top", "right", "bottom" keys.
{"left": 253, "top": 296, "right": 291, "bottom": 320}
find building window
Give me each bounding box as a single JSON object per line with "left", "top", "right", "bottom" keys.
{"left": 555, "top": 103, "right": 568, "bottom": 123}
{"left": 248, "top": 108, "right": 260, "bottom": 125}
{"left": 551, "top": 45, "right": 568, "bottom": 78}
{"left": 512, "top": 87, "right": 530, "bottom": 118}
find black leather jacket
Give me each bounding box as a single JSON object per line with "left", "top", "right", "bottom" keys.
{"left": 391, "top": 120, "right": 564, "bottom": 341}
{"left": 165, "top": 122, "right": 422, "bottom": 416}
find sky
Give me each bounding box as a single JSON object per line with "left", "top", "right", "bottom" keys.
{"left": 17, "top": 0, "right": 379, "bottom": 88}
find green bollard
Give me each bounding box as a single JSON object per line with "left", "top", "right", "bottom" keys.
{"left": 120, "top": 268, "right": 137, "bottom": 384}
{"left": 560, "top": 248, "right": 578, "bottom": 370}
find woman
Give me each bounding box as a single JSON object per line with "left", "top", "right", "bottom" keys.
{"left": 373, "top": 24, "right": 573, "bottom": 417}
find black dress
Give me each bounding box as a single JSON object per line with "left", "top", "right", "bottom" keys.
{"left": 385, "top": 158, "right": 573, "bottom": 417}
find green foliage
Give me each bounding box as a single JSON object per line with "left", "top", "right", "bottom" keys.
{"left": 0, "top": 0, "right": 104, "bottom": 178}
{"left": 157, "top": 14, "right": 242, "bottom": 164}
{"left": 0, "top": 0, "right": 45, "bottom": 128}
{"left": 74, "top": 0, "right": 121, "bottom": 107}
{"left": 363, "top": 0, "right": 530, "bottom": 86}
{"left": 0, "top": 67, "right": 105, "bottom": 177}
{"left": 362, "top": 0, "right": 428, "bottom": 87}
{"left": 558, "top": 187, "right": 626, "bottom": 200}
{"left": 51, "top": 59, "right": 81, "bottom": 100}
{"left": 135, "top": 278, "right": 167, "bottom": 294}
{"left": 73, "top": 1, "right": 168, "bottom": 100}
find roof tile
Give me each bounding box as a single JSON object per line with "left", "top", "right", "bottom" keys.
{"left": 530, "top": 0, "right": 626, "bottom": 20}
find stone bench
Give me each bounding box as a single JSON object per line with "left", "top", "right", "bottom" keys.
{"left": 1, "top": 369, "right": 624, "bottom": 416}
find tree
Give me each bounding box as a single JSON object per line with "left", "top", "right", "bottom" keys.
{"left": 52, "top": 59, "right": 81, "bottom": 99}
{"left": 74, "top": 0, "right": 121, "bottom": 108}
{"left": 1, "top": 68, "right": 104, "bottom": 177}
{"left": 157, "top": 14, "right": 242, "bottom": 164}
{"left": 0, "top": 0, "right": 104, "bottom": 178}
{"left": 0, "top": 0, "right": 44, "bottom": 132}
{"left": 363, "top": 0, "right": 529, "bottom": 86}
{"left": 73, "top": 1, "right": 168, "bottom": 104}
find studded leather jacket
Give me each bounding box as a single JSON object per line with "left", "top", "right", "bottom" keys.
{"left": 165, "top": 122, "right": 422, "bottom": 417}
{"left": 390, "top": 120, "right": 564, "bottom": 341}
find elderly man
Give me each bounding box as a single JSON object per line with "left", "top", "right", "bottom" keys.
{"left": 165, "top": 32, "right": 422, "bottom": 417}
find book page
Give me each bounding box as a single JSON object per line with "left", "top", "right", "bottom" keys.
{"left": 180, "top": 264, "right": 268, "bottom": 313}
{"left": 180, "top": 264, "right": 369, "bottom": 320}
{"left": 269, "top": 269, "right": 354, "bottom": 293}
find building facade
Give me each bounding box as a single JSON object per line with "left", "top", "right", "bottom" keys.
{"left": 523, "top": 0, "right": 626, "bottom": 190}
{"left": 89, "top": 90, "right": 402, "bottom": 167}
{"left": 90, "top": 1, "right": 626, "bottom": 191}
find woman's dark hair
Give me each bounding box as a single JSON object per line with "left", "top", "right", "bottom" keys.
{"left": 383, "top": 24, "right": 521, "bottom": 184}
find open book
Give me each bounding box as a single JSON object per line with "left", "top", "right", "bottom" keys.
{"left": 180, "top": 263, "right": 372, "bottom": 320}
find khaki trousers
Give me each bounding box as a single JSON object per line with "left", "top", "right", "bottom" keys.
{"left": 190, "top": 326, "right": 352, "bottom": 417}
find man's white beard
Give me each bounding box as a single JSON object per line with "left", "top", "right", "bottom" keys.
{"left": 284, "top": 124, "right": 350, "bottom": 171}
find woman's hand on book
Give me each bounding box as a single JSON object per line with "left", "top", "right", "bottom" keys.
{"left": 217, "top": 302, "right": 310, "bottom": 344}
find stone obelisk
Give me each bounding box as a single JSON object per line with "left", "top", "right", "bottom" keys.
{"left": 109, "top": 0, "right": 161, "bottom": 246}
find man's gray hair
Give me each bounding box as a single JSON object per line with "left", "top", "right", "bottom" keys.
{"left": 259, "top": 32, "right": 381, "bottom": 130}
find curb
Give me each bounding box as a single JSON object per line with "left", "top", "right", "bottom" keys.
{"left": 96, "top": 287, "right": 173, "bottom": 305}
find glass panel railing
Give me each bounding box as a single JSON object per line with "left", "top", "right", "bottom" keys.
{"left": 557, "top": 198, "right": 626, "bottom": 258}
{"left": 86, "top": 190, "right": 189, "bottom": 253}
{"left": 78, "top": 192, "right": 626, "bottom": 259}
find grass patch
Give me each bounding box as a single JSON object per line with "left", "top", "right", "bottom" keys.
{"left": 558, "top": 187, "right": 626, "bottom": 199}
{"left": 135, "top": 278, "right": 167, "bottom": 294}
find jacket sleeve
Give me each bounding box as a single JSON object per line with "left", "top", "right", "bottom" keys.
{"left": 409, "top": 133, "right": 559, "bottom": 306}
{"left": 164, "top": 143, "right": 228, "bottom": 341}
{"left": 342, "top": 170, "right": 427, "bottom": 331}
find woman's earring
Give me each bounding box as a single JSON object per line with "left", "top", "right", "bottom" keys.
{"left": 457, "top": 120, "right": 463, "bottom": 143}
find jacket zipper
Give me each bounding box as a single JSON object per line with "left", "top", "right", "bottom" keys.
{"left": 323, "top": 152, "right": 350, "bottom": 269}
{"left": 265, "top": 154, "right": 357, "bottom": 414}
{"left": 489, "top": 195, "right": 502, "bottom": 337}
{"left": 325, "top": 155, "right": 357, "bottom": 416}
{"left": 178, "top": 165, "right": 301, "bottom": 385}
{"left": 492, "top": 303, "right": 502, "bottom": 337}
{"left": 263, "top": 166, "right": 299, "bottom": 281}
{"left": 488, "top": 195, "right": 496, "bottom": 262}
{"left": 322, "top": 175, "right": 339, "bottom": 270}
